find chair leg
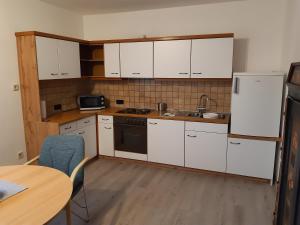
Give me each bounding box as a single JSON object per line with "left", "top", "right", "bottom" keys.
{"left": 82, "top": 185, "right": 90, "bottom": 221}
{"left": 66, "top": 201, "right": 72, "bottom": 225}
{"left": 71, "top": 185, "right": 90, "bottom": 222}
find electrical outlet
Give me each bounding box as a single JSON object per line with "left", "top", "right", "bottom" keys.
{"left": 116, "top": 99, "right": 124, "bottom": 105}
{"left": 13, "top": 84, "right": 20, "bottom": 91}
{"left": 17, "top": 151, "right": 24, "bottom": 159}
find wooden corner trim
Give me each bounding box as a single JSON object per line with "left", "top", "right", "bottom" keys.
{"left": 15, "top": 31, "right": 88, "bottom": 44}
{"left": 90, "top": 33, "right": 234, "bottom": 44}
{"left": 228, "top": 133, "right": 282, "bottom": 142}
{"left": 15, "top": 31, "right": 234, "bottom": 44}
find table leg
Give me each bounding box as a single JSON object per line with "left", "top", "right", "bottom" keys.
{"left": 66, "top": 201, "right": 72, "bottom": 225}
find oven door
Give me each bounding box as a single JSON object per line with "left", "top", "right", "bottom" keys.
{"left": 114, "top": 123, "right": 147, "bottom": 154}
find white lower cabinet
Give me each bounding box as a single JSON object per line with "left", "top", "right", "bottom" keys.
{"left": 185, "top": 122, "right": 228, "bottom": 172}
{"left": 227, "top": 138, "right": 276, "bottom": 179}
{"left": 185, "top": 131, "right": 227, "bottom": 172}
{"left": 98, "top": 116, "right": 114, "bottom": 157}
{"left": 148, "top": 119, "right": 184, "bottom": 166}
{"left": 60, "top": 116, "right": 97, "bottom": 158}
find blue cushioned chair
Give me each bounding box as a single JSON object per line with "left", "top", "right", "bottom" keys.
{"left": 25, "top": 135, "right": 90, "bottom": 223}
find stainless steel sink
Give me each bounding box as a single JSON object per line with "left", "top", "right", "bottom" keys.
{"left": 181, "top": 111, "right": 226, "bottom": 119}
{"left": 163, "top": 111, "right": 226, "bottom": 119}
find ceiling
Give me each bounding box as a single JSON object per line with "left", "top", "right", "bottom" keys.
{"left": 41, "top": 0, "right": 242, "bottom": 15}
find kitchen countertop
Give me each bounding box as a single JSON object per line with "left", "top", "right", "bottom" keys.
{"left": 45, "top": 108, "right": 230, "bottom": 125}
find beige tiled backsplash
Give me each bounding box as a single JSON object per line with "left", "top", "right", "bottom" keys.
{"left": 39, "top": 79, "right": 93, "bottom": 116}
{"left": 40, "top": 79, "right": 232, "bottom": 114}
{"left": 91, "top": 79, "right": 232, "bottom": 112}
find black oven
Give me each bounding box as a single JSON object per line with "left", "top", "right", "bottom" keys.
{"left": 114, "top": 116, "right": 147, "bottom": 154}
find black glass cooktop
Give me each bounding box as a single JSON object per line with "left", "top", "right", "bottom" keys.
{"left": 116, "top": 108, "right": 151, "bottom": 115}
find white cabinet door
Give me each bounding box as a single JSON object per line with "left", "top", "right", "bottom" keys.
{"left": 154, "top": 40, "right": 191, "bottom": 78}
{"left": 98, "top": 123, "right": 114, "bottom": 156}
{"left": 36, "top": 36, "right": 60, "bottom": 80}
{"left": 76, "top": 125, "right": 97, "bottom": 158}
{"left": 104, "top": 43, "right": 120, "bottom": 77}
{"left": 227, "top": 138, "right": 276, "bottom": 179}
{"left": 120, "top": 42, "right": 153, "bottom": 78}
{"left": 191, "top": 38, "right": 233, "bottom": 78}
{"left": 231, "top": 75, "right": 284, "bottom": 137}
{"left": 148, "top": 119, "right": 184, "bottom": 166}
{"left": 185, "top": 131, "right": 227, "bottom": 172}
{"left": 58, "top": 40, "right": 81, "bottom": 78}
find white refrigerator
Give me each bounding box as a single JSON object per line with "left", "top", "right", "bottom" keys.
{"left": 227, "top": 72, "right": 284, "bottom": 180}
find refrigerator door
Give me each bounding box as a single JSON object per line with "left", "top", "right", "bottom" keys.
{"left": 231, "top": 75, "right": 283, "bottom": 137}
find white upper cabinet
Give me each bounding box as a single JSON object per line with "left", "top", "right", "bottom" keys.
{"left": 36, "top": 36, "right": 60, "bottom": 80}
{"left": 36, "top": 36, "right": 81, "bottom": 80}
{"left": 120, "top": 42, "right": 153, "bottom": 78}
{"left": 191, "top": 38, "right": 233, "bottom": 78}
{"left": 154, "top": 40, "right": 191, "bottom": 78}
{"left": 58, "top": 40, "right": 81, "bottom": 78}
{"left": 104, "top": 43, "right": 120, "bottom": 77}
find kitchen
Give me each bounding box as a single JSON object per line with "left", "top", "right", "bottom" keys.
{"left": 1, "top": 0, "right": 298, "bottom": 224}
{"left": 16, "top": 31, "right": 283, "bottom": 183}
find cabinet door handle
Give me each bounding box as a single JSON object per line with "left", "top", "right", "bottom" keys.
{"left": 102, "top": 118, "right": 109, "bottom": 121}
{"left": 64, "top": 126, "right": 72, "bottom": 130}
{"left": 61, "top": 72, "right": 69, "bottom": 75}
{"left": 111, "top": 72, "right": 119, "bottom": 75}
{"left": 192, "top": 72, "right": 202, "bottom": 75}
{"left": 84, "top": 120, "right": 90, "bottom": 124}
{"left": 149, "top": 122, "right": 158, "bottom": 125}
{"left": 234, "top": 77, "right": 240, "bottom": 94}
{"left": 78, "top": 131, "right": 85, "bottom": 135}
{"left": 179, "top": 72, "right": 189, "bottom": 75}
{"left": 132, "top": 72, "right": 141, "bottom": 75}
{"left": 50, "top": 73, "right": 59, "bottom": 76}
{"left": 187, "top": 135, "right": 197, "bottom": 138}
{"left": 230, "top": 142, "right": 241, "bottom": 145}
{"left": 104, "top": 126, "right": 112, "bottom": 130}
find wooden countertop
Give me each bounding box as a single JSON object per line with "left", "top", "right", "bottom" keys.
{"left": 44, "top": 110, "right": 96, "bottom": 125}
{"left": 46, "top": 108, "right": 230, "bottom": 125}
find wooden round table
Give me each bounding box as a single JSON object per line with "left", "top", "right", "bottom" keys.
{"left": 0, "top": 165, "right": 73, "bottom": 225}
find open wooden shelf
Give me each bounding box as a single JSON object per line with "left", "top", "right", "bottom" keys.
{"left": 80, "top": 59, "right": 104, "bottom": 62}
{"left": 80, "top": 43, "right": 105, "bottom": 77}
{"left": 81, "top": 76, "right": 122, "bottom": 81}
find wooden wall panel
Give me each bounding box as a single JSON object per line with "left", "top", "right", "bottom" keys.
{"left": 16, "top": 35, "right": 60, "bottom": 159}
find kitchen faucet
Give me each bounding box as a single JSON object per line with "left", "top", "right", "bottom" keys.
{"left": 197, "top": 94, "right": 210, "bottom": 113}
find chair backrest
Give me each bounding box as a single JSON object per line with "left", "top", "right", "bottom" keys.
{"left": 38, "top": 135, "right": 85, "bottom": 194}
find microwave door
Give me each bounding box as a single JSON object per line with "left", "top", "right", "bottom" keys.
{"left": 79, "top": 96, "right": 105, "bottom": 110}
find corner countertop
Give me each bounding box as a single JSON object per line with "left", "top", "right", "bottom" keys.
{"left": 45, "top": 108, "right": 230, "bottom": 125}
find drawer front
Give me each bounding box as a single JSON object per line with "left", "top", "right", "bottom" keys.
{"left": 185, "top": 122, "right": 228, "bottom": 133}
{"left": 60, "top": 121, "right": 77, "bottom": 134}
{"left": 98, "top": 123, "right": 114, "bottom": 157}
{"left": 98, "top": 115, "right": 113, "bottom": 124}
{"left": 227, "top": 138, "right": 276, "bottom": 179}
{"left": 77, "top": 116, "right": 96, "bottom": 129}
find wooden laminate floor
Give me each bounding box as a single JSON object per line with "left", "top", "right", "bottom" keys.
{"left": 48, "top": 158, "right": 275, "bottom": 225}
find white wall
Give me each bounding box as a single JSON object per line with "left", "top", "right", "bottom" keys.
{"left": 83, "top": 0, "right": 287, "bottom": 72}
{"left": 282, "top": 0, "right": 300, "bottom": 71}
{"left": 0, "top": 0, "right": 83, "bottom": 165}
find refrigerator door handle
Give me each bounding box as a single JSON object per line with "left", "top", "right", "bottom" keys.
{"left": 234, "top": 77, "right": 240, "bottom": 94}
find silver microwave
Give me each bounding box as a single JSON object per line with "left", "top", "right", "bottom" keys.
{"left": 78, "top": 95, "right": 106, "bottom": 110}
